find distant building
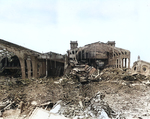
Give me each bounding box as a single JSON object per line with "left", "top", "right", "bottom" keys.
{"left": 132, "top": 56, "right": 150, "bottom": 76}
{"left": 67, "top": 41, "right": 130, "bottom": 69}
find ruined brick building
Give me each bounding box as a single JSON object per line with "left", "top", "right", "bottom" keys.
{"left": 0, "top": 39, "right": 64, "bottom": 79}
{"left": 68, "top": 41, "right": 130, "bottom": 69}
{"left": 0, "top": 39, "right": 131, "bottom": 79}
{"left": 132, "top": 56, "right": 150, "bottom": 76}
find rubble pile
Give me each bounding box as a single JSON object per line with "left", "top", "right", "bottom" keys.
{"left": 69, "top": 64, "right": 100, "bottom": 82}
{"left": 99, "top": 68, "right": 131, "bottom": 81}
{"left": 0, "top": 77, "right": 64, "bottom": 118}
{"left": 52, "top": 92, "right": 116, "bottom": 119}
{"left": 0, "top": 77, "right": 117, "bottom": 119}
{"left": 68, "top": 65, "right": 137, "bottom": 83}
{"left": 0, "top": 65, "right": 150, "bottom": 118}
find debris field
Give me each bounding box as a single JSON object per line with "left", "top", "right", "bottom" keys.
{"left": 0, "top": 66, "right": 150, "bottom": 119}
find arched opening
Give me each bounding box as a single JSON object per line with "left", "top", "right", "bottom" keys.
{"left": 134, "top": 67, "right": 136, "bottom": 71}
{"left": 25, "top": 60, "right": 27, "bottom": 77}
{"left": 0, "top": 55, "right": 21, "bottom": 77}
{"left": 72, "top": 51, "right": 74, "bottom": 54}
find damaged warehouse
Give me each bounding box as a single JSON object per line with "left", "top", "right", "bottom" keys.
{"left": 0, "top": 39, "right": 65, "bottom": 79}
{"left": 67, "top": 41, "right": 131, "bottom": 70}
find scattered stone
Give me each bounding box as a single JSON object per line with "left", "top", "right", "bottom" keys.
{"left": 3, "top": 109, "right": 20, "bottom": 119}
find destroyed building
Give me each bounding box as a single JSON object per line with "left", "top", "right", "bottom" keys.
{"left": 132, "top": 56, "right": 150, "bottom": 76}
{"left": 67, "top": 41, "right": 131, "bottom": 69}
{"left": 0, "top": 39, "right": 65, "bottom": 79}
{"left": 0, "top": 39, "right": 131, "bottom": 79}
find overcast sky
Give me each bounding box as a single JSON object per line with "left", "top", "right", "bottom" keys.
{"left": 0, "top": 0, "right": 150, "bottom": 66}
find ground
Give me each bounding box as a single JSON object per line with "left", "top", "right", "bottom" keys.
{"left": 0, "top": 68, "right": 150, "bottom": 118}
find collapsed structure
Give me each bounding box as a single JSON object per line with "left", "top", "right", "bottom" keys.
{"left": 0, "top": 39, "right": 64, "bottom": 79}
{"left": 0, "top": 39, "right": 131, "bottom": 79}
{"left": 67, "top": 41, "right": 130, "bottom": 69}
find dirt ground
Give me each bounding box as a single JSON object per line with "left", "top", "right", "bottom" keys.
{"left": 0, "top": 68, "right": 150, "bottom": 118}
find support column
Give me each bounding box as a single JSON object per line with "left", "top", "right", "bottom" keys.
{"left": 81, "top": 51, "right": 82, "bottom": 61}
{"left": 128, "top": 58, "right": 130, "bottom": 68}
{"left": 41, "top": 60, "right": 45, "bottom": 76}
{"left": 19, "top": 58, "right": 26, "bottom": 79}
{"left": 31, "top": 56, "right": 38, "bottom": 78}
{"left": 120, "top": 58, "right": 122, "bottom": 68}
{"left": 46, "top": 58, "right": 48, "bottom": 77}
{"left": 122, "top": 58, "right": 124, "bottom": 68}
{"left": 39, "top": 61, "right": 42, "bottom": 77}
{"left": 84, "top": 51, "right": 86, "bottom": 59}
{"left": 26, "top": 56, "right": 31, "bottom": 79}
{"left": 55, "top": 60, "right": 56, "bottom": 68}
